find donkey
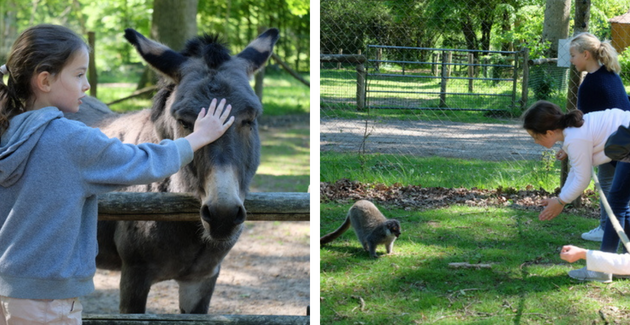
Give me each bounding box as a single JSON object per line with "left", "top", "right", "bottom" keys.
{"left": 69, "top": 28, "right": 279, "bottom": 313}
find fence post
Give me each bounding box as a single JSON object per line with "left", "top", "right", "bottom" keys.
{"left": 521, "top": 47, "right": 530, "bottom": 110}
{"left": 357, "top": 62, "right": 366, "bottom": 110}
{"left": 512, "top": 51, "right": 519, "bottom": 111}
{"left": 88, "top": 31, "right": 97, "bottom": 98}
{"left": 439, "top": 50, "right": 449, "bottom": 107}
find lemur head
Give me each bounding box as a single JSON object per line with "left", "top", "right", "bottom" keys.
{"left": 386, "top": 219, "right": 402, "bottom": 237}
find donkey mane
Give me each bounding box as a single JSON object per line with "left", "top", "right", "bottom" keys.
{"left": 182, "top": 34, "right": 231, "bottom": 69}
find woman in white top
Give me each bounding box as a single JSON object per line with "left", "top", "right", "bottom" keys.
{"left": 522, "top": 100, "right": 630, "bottom": 282}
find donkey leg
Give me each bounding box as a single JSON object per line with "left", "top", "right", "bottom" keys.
{"left": 118, "top": 264, "right": 154, "bottom": 313}
{"left": 177, "top": 266, "right": 221, "bottom": 314}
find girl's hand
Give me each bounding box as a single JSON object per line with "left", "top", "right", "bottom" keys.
{"left": 538, "top": 197, "right": 565, "bottom": 221}
{"left": 560, "top": 245, "right": 587, "bottom": 263}
{"left": 185, "top": 98, "right": 235, "bottom": 151}
{"left": 556, "top": 149, "right": 567, "bottom": 161}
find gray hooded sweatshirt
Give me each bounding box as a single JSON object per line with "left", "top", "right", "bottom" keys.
{"left": 0, "top": 107, "right": 193, "bottom": 299}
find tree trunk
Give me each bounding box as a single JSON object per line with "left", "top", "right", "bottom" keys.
{"left": 542, "top": 0, "right": 571, "bottom": 58}
{"left": 137, "top": 0, "right": 199, "bottom": 90}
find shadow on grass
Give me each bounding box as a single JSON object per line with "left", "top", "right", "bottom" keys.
{"left": 320, "top": 203, "right": 623, "bottom": 323}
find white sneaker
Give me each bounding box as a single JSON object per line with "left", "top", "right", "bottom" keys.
{"left": 568, "top": 267, "right": 612, "bottom": 283}
{"left": 581, "top": 226, "right": 604, "bottom": 242}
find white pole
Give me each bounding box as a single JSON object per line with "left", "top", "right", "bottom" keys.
{"left": 591, "top": 168, "right": 630, "bottom": 252}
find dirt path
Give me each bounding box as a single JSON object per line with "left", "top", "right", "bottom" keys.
{"left": 320, "top": 118, "right": 557, "bottom": 161}
{"left": 81, "top": 121, "right": 310, "bottom": 316}
{"left": 82, "top": 221, "right": 309, "bottom": 315}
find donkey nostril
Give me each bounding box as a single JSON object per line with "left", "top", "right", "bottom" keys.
{"left": 200, "top": 205, "right": 212, "bottom": 224}
{"left": 201, "top": 204, "right": 246, "bottom": 227}
{"left": 233, "top": 206, "right": 246, "bottom": 226}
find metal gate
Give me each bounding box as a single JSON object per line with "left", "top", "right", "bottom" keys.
{"left": 366, "top": 45, "right": 524, "bottom": 112}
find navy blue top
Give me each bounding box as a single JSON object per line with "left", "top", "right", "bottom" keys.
{"left": 578, "top": 65, "right": 630, "bottom": 114}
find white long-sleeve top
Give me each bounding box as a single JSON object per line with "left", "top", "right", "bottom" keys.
{"left": 559, "top": 109, "right": 630, "bottom": 203}
{"left": 587, "top": 250, "right": 630, "bottom": 274}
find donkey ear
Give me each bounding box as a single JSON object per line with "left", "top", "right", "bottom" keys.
{"left": 236, "top": 28, "right": 279, "bottom": 76}
{"left": 124, "top": 28, "right": 187, "bottom": 81}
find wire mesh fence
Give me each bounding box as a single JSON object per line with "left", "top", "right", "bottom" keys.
{"left": 320, "top": 0, "right": 630, "bottom": 191}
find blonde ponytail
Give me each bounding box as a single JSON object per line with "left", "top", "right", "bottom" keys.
{"left": 597, "top": 40, "right": 621, "bottom": 73}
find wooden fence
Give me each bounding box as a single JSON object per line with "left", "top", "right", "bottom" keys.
{"left": 320, "top": 54, "right": 367, "bottom": 110}
{"left": 83, "top": 191, "right": 310, "bottom": 325}
{"left": 97, "top": 192, "right": 309, "bottom": 222}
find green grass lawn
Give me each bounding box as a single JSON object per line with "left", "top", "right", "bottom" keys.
{"left": 251, "top": 127, "right": 310, "bottom": 193}
{"left": 321, "top": 152, "right": 562, "bottom": 192}
{"left": 320, "top": 203, "right": 630, "bottom": 324}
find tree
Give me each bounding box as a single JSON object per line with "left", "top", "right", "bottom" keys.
{"left": 137, "top": 0, "right": 199, "bottom": 90}
{"left": 542, "top": 0, "right": 571, "bottom": 58}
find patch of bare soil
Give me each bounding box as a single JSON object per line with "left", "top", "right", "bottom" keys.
{"left": 321, "top": 179, "right": 600, "bottom": 218}
{"left": 82, "top": 221, "right": 310, "bottom": 315}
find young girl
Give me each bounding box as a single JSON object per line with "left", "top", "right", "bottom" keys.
{"left": 522, "top": 100, "right": 630, "bottom": 282}
{"left": 566, "top": 32, "right": 630, "bottom": 242}
{"left": 0, "top": 24, "right": 234, "bottom": 323}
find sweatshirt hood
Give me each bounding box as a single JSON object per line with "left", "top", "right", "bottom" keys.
{"left": 0, "top": 107, "right": 63, "bottom": 187}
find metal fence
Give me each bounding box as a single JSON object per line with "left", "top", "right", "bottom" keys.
{"left": 320, "top": 0, "right": 630, "bottom": 190}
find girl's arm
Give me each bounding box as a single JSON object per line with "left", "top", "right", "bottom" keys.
{"left": 75, "top": 99, "right": 233, "bottom": 193}
{"left": 538, "top": 138, "right": 593, "bottom": 221}
{"left": 587, "top": 249, "right": 630, "bottom": 275}
{"left": 562, "top": 245, "right": 630, "bottom": 275}
{"left": 559, "top": 138, "right": 594, "bottom": 203}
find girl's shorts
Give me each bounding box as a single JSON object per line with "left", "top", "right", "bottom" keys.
{"left": 0, "top": 296, "right": 82, "bottom": 325}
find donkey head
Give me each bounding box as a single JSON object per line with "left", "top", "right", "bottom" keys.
{"left": 124, "top": 28, "right": 279, "bottom": 242}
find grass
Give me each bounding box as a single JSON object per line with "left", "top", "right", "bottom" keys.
{"left": 321, "top": 152, "right": 561, "bottom": 192}
{"left": 251, "top": 127, "right": 310, "bottom": 193}
{"left": 320, "top": 203, "right": 630, "bottom": 324}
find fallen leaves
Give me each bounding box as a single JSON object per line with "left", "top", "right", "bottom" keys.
{"left": 320, "top": 179, "right": 599, "bottom": 218}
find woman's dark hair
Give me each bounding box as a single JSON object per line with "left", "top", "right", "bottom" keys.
{"left": 0, "top": 24, "right": 88, "bottom": 136}
{"left": 522, "top": 100, "right": 584, "bottom": 134}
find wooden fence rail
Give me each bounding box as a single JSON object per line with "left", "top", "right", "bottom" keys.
{"left": 98, "top": 192, "right": 310, "bottom": 222}
{"left": 83, "top": 314, "right": 309, "bottom": 325}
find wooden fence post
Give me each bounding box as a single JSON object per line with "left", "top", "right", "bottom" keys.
{"left": 520, "top": 48, "right": 530, "bottom": 110}
{"left": 357, "top": 63, "right": 366, "bottom": 110}
{"left": 88, "top": 31, "right": 97, "bottom": 98}
{"left": 439, "top": 50, "right": 449, "bottom": 107}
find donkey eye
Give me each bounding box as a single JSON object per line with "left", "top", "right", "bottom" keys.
{"left": 178, "top": 120, "right": 193, "bottom": 131}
